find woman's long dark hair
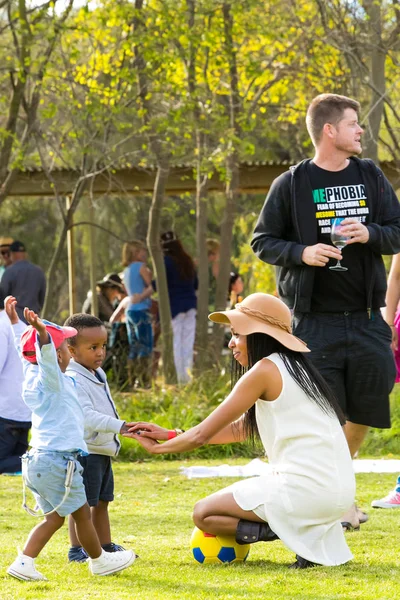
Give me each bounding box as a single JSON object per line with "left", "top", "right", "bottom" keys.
{"left": 231, "top": 332, "right": 345, "bottom": 446}
{"left": 163, "top": 239, "right": 195, "bottom": 280}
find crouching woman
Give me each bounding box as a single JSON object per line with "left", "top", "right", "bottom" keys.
{"left": 123, "top": 293, "right": 355, "bottom": 569}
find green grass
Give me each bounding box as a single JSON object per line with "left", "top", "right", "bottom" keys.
{"left": 1, "top": 460, "right": 400, "bottom": 600}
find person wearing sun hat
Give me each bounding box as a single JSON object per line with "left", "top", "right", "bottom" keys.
{"left": 122, "top": 292, "right": 355, "bottom": 569}
{"left": 82, "top": 273, "right": 126, "bottom": 324}
{"left": 0, "top": 236, "right": 13, "bottom": 282}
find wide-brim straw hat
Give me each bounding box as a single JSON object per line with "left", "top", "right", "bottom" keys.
{"left": 209, "top": 292, "right": 310, "bottom": 353}
{"left": 96, "top": 273, "right": 125, "bottom": 290}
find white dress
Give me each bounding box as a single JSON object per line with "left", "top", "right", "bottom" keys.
{"left": 231, "top": 353, "right": 355, "bottom": 566}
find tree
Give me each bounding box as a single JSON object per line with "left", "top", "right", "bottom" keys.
{"left": 0, "top": 0, "right": 74, "bottom": 206}
{"left": 185, "top": 0, "right": 212, "bottom": 367}
{"left": 130, "top": 0, "right": 179, "bottom": 383}
{"left": 316, "top": 0, "right": 400, "bottom": 169}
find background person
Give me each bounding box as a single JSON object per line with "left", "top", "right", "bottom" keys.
{"left": 161, "top": 231, "right": 198, "bottom": 384}
{"left": 83, "top": 272, "right": 129, "bottom": 387}
{"left": 228, "top": 272, "right": 244, "bottom": 309}
{"left": 82, "top": 273, "right": 126, "bottom": 324}
{"left": 0, "top": 240, "right": 46, "bottom": 322}
{"left": 224, "top": 273, "right": 245, "bottom": 348}
{"left": 123, "top": 293, "right": 355, "bottom": 569}
{"left": 380, "top": 252, "right": 400, "bottom": 357}
{"left": 122, "top": 240, "right": 153, "bottom": 388}
{"left": 371, "top": 253, "right": 400, "bottom": 509}
{"left": 251, "top": 93, "right": 400, "bottom": 530}
{"left": 0, "top": 237, "right": 13, "bottom": 282}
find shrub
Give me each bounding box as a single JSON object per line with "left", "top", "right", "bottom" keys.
{"left": 113, "top": 369, "right": 262, "bottom": 461}
{"left": 112, "top": 370, "right": 400, "bottom": 461}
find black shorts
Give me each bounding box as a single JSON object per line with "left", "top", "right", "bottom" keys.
{"left": 293, "top": 310, "right": 396, "bottom": 429}
{"left": 78, "top": 454, "right": 114, "bottom": 506}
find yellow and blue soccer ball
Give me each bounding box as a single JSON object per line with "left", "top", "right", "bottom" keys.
{"left": 190, "top": 526, "right": 250, "bottom": 564}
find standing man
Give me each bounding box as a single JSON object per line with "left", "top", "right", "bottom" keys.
{"left": 0, "top": 241, "right": 46, "bottom": 322}
{"left": 251, "top": 93, "right": 400, "bottom": 529}
{"left": 0, "top": 237, "right": 13, "bottom": 282}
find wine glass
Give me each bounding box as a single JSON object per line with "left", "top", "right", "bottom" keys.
{"left": 329, "top": 218, "right": 349, "bottom": 272}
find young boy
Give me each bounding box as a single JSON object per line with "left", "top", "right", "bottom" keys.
{"left": 63, "top": 313, "right": 132, "bottom": 562}
{"left": 4, "top": 297, "right": 136, "bottom": 581}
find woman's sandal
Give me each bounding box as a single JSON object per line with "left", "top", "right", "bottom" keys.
{"left": 341, "top": 521, "right": 360, "bottom": 532}
{"left": 288, "top": 555, "right": 316, "bottom": 569}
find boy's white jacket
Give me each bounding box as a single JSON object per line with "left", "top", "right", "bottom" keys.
{"left": 66, "top": 360, "right": 125, "bottom": 457}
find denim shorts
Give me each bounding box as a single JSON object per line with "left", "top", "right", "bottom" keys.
{"left": 78, "top": 454, "right": 114, "bottom": 506}
{"left": 294, "top": 310, "right": 396, "bottom": 428}
{"left": 22, "top": 450, "right": 87, "bottom": 517}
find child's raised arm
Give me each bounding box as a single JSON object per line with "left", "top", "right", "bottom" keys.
{"left": 4, "top": 295, "right": 19, "bottom": 325}
{"left": 24, "top": 308, "right": 49, "bottom": 347}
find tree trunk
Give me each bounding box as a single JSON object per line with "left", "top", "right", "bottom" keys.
{"left": 363, "top": 0, "right": 385, "bottom": 164}
{"left": 42, "top": 216, "right": 70, "bottom": 319}
{"left": 213, "top": 154, "right": 239, "bottom": 353}
{"left": 194, "top": 155, "right": 210, "bottom": 367}
{"left": 185, "top": 0, "right": 211, "bottom": 367}
{"left": 212, "top": 2, "right": 241, "bottom": 355}
{"left": 146, "top": 164, "right": 176, "bottom": 383}
{"left": 42, "top": 179, "right": 87, "bottom": 317}
{"left": 133, "top": 0, "right": 176, "bottom": 383}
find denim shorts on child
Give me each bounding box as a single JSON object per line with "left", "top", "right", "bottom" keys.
{"left": 21, "top": 450, "right": 87, "bottom": 517}
{"left": 78, "top": 454, "right": 114, "bottom": 506}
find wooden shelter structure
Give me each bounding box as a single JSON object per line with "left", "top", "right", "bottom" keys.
{"left": 7, "top": 160, "right": 400, "bottom": 314}
{"left": 10, "top": 160, "right": 400, "bottom": 197}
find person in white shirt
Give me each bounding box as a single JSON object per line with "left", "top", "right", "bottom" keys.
{"left": 0, "top": 294, "right": 31, "bottom": 474}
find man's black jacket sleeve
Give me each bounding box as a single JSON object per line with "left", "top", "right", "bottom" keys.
{"left": 367, "top": 173, "right": 400, "bottom": 255}
{"left": 251, "top": 172, "right": 306, "bottom": 268}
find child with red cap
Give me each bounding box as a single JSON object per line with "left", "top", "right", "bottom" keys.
{"left": 4, "top": 297, "right": 136, "bottom": 582}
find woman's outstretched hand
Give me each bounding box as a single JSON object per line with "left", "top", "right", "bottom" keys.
{"left": 121, "top": 428, "right": 161, "bottom": 454}
{"left": 124, "top": 421, "right": 171, "bottom": 441}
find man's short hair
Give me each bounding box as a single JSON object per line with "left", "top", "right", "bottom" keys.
{"left": 306, "top": 94, "right": 360, "bottom": 146}
{"left": 64, "top": 313, "right": 104, "bottom": 346}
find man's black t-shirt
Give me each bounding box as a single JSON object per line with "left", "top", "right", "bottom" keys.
{"left": 307, "top": 161, "right": 370, "bottom": 312}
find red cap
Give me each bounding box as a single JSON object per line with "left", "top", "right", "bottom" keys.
{"left": 20, "top": 320, "right": 78, "bottom": 363}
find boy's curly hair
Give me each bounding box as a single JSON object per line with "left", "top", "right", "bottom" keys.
{"left": 64, "top": 313, "right": 104, "bottom": 346}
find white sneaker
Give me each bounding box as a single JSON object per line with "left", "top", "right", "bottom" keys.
{"left": 7, "top": 553, "right": 48, "bottom": 581}
{"left": 89, "top": 549, "right": 136, "bottom": 576}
